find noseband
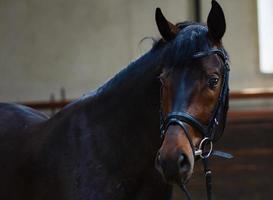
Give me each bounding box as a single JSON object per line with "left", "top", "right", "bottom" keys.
{"left": 159, "top": 48, "right": 233, "bottom": 200}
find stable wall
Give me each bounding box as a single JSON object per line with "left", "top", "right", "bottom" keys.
{"left": 0, "top": 0, "right": 193, "bottom": 102}
{"left": 0, "top": 0, "right": 269, "bottom": 102}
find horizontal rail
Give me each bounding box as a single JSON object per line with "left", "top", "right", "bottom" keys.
{"left": 230, "top": 88, "right": 273, "bottom": 99}
{"left": 22, "top": 100, "right": 72, "bottom": 110}
{"left": 228, "top": 109, "right": 273, "bottom": 121}
{"left": 16, "top": 89, "right": 273, "bottom": 121}
{"left": 19, "top": 90, "right": 273, "bottom": 109}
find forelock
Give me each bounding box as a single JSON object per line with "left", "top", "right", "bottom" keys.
{"left": 162, "top": 24, "right": 213, "bottom": 68}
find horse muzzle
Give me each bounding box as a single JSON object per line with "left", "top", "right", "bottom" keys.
{"left": 155, "top": 150, "right": 193, "bottom": 184}
{"left": 155, "top": 125, "right": 195, "bottom": 184}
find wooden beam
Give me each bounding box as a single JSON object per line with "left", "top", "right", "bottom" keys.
{"left": 230, "top": 90, "right": 273, "bottom": 99}
{"left": 194, "top": 0, "right": 201, "bottom": 22}
{"left": 16, "top": 89, "right": 273, "bottom": 120}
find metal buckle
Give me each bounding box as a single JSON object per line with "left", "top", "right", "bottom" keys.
{"left": 195, "top": 137, "right": 213, "bottom": 159}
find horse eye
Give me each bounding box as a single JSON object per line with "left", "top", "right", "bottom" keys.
{"left": 208, "top": 77, "right": 219, "bottom": 89}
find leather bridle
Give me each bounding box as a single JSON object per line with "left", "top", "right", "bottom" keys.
{"left": 159, "top": 48, "right": 233, "bottom": 200}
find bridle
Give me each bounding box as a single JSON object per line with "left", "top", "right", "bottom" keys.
{"left": 159, "top": 48, "right": 233, "bottom": 200}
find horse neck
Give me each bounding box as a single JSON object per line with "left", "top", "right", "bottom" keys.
{"left": 82, "top": 48, "right": 164, "bottom": 171}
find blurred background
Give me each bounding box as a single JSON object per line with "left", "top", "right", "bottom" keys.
{"left": 0, "top": 0, "right": 272, "bottom": 199}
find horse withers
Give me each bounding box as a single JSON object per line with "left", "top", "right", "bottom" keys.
{"left": 0, "top": 1, "right": 229, "bottom": 199}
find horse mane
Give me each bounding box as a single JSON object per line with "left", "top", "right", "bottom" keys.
{"left": 91, "top": 22, "right": 214, "bottom": 98}
{"left": 56, "top": 45, "right": 164, "bottom": 114}
{"left": 63, "top": 21, "right": 227, "bottom": 111}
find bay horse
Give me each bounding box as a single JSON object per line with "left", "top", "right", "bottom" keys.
{"left": 0, "top": 1, "right": 230, "bottom": 199}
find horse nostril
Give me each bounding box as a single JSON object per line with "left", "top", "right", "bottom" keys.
{"left": 178, "top": 154, "right": 185, "bottom": 168}
{"left": 178, "top": 154, "right": 190, "bottom": 172}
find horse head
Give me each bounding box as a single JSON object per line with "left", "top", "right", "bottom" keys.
{"left": 154, "top": 0, "right": 229, "bottom": 187}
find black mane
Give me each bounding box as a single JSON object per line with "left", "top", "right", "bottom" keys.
{"left": 79, "top": 22, "right": 212, "bottom": 103}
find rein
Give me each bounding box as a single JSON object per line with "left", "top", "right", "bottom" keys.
{"left": 159, "top": 48, "right": 233, "bottom": 200}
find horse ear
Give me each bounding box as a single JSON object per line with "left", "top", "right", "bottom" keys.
{"left": 155, "top": 8, "right": 179, "bottom": 41}
{"left": 207, "top": 0, "right": 226, "bottom": 41}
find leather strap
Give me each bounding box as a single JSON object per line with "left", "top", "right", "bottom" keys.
{"left": 165, "top": 112, "right": 208, "bottom": 137}
{"left": 203, "top": 158, "right": 212, "bottom": 200}
{"left": 165, "top": 118, "right": 195, "bottom": 158}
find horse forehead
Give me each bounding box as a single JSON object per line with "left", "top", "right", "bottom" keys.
{"left": 168, "top": 58, "right": 218, "bottom": 91}
{"left": 198, "top": 54, "right": 222, "bottom": 70}
{"left": 181, "top": 55, "right": 221, "bottom": 75}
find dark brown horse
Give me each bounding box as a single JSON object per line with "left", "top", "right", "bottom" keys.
{"left": 0, "top": 1, "right": 229, "bottom": 199}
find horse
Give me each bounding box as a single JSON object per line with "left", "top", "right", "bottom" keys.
{"left": 0, "top": 1, "right": 230, "bottom": 199}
